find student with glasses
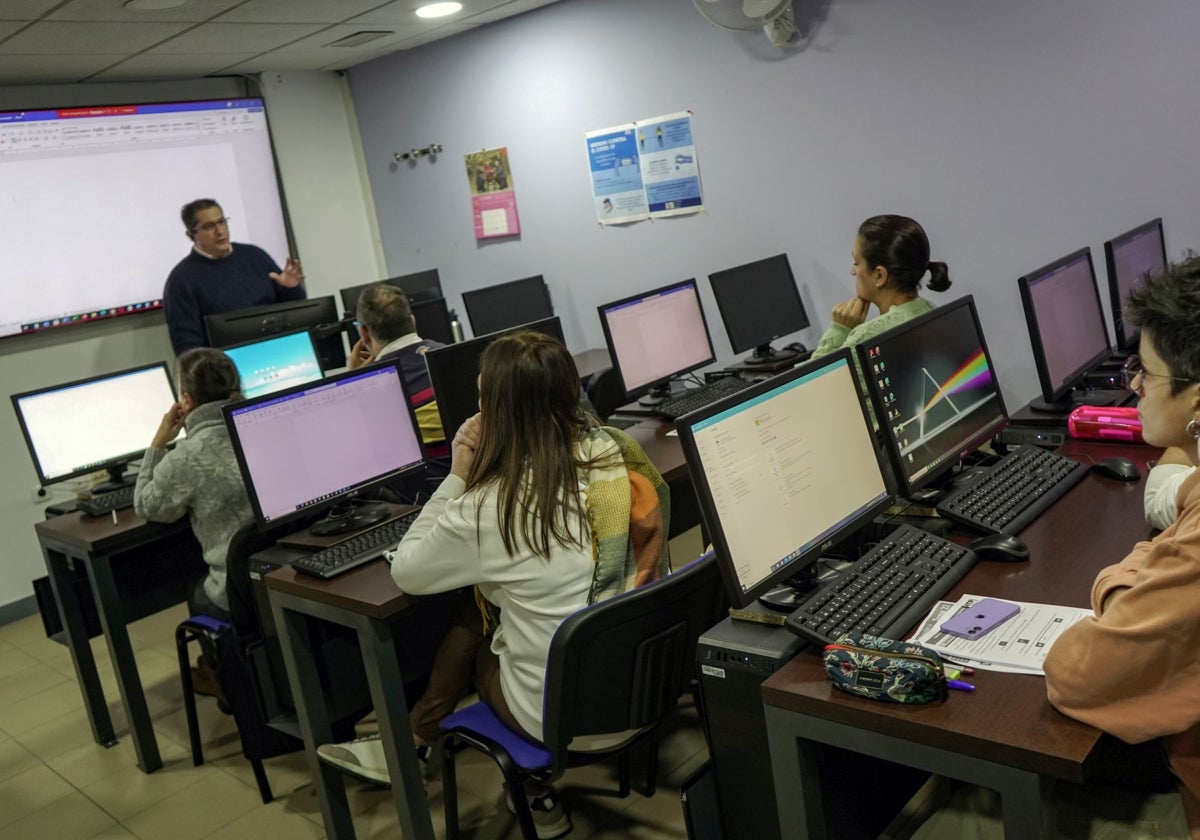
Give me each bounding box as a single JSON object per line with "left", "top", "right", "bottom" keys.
{"left": 162, "top": 197, "right": 306, "bottom": 356}
{"left": 1123, "top": 355, "right": 1199, "bottom": 530}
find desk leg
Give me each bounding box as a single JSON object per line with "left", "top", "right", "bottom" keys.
{"left": 271, "top": 597, "right": 357, "bottom": 840}
{"left": 996, "top": 769, "right": 1054, "bottom": 839}
{"left": 765, "top": 705, "right": 826, "bottom": 840}
{"left": 87, "top": 553, "right": 161, "bottom": 773}
{"left": 42, "top": 546, "right": 116, "bottom": 748}
{"left": 355, "top": 617, "right": 434, "bottom": 840}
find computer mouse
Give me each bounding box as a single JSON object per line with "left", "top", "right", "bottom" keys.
{"left": 1090, "top": 456, "right": 1141, "bottom": 482}
{"left": 968, "top": 533, "right": 1031, "bottom": 563}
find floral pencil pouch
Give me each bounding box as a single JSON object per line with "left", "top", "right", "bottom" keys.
{"left": 822, "top": 633, "right": 947, "bottom": 705}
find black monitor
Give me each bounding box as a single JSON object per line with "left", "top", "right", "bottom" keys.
{"left": 1104, "top": 218, "right": 1166, "bottom": 353}
{"left": 675, "top": 350, "right": 892, "bottom": 609}
{"left": 12, "top": 362, "right": 179, "bottom": 492}
{"left": 223, "top": 362, "right": 425, "bottom": 535}
{"left": 222, "top": 329, "right": 324, "bottom": 399}
{"left": 855, "top": 296, "right": 1009, "bottom": 500}
{"left": 339, "top": 269, "right": 444, "bottom": 316}
{"left": 424, "top": 316, "right": 565, "bottom": 440}
{"left": 205, "top": 296, "right": 345, "bottom": 371}
{"left": 597, "top": 279, "right": 716, "bottom": 405}
{"left": 707, "top": 254, "right": 810, "bottom": 367}
{"left": 411, "top": 297, "right": 456, "bottom": 345}
{"left": 461, "top": 275, "right": 553, "bottom": 337}
{"left": 1018, "top": 248, "right": 1115, "bottom": 411}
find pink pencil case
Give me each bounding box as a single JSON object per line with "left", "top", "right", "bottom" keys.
{"left": 1067, "top": 405, "right": 1144, "bottom": 444}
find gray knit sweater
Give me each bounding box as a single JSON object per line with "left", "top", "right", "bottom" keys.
{"left": 133, "top": 400, "right": 253, "bottom": 610}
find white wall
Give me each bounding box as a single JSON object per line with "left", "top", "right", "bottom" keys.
{"left": 0, "top": 72, "right": 380, "bottom": 613}
{"left": 347, "top": 0, "right": 1200, "bottom": 402}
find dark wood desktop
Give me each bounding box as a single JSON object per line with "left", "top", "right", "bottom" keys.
{"left": 35, "top": 508, "right": 205, "bottom": 773}
{"left": 762, "top": 439, "right": 1161, "bottom": 839}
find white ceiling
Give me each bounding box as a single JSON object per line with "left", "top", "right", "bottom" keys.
{"left": 0, "top": 0, "right": 562, "bottom": 85}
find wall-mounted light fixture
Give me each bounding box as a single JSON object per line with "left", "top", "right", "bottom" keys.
{"left": 394, "top": 144, "right": 443, "bottom": 163}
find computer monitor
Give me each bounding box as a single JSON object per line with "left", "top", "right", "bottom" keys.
{"left": 707, "top": 254, "right": 810, "bottom": 367}
{"left": 424, "top": 316, "right": 565, "bottom": 439}
{"left": 411, "top": 297, "right": 456, "bottom": 345}
{"left": 1018, "top": 248, "right": 1115, "bottom": 411}
{"left": 597, "top": 279, "right": 716, "bottom": 404}
{"left": 461, "top": 275, "right": 553, "bottom": 337}
{"left": 675, "top": 349, "right": 891, "bottom": 609}
{"left": 339, "top": 269, "right": 444, "bottom": 316}
{"left": 12, "top": 362, "right": 179, "bottom": 492}
{"left": 205, "top": 296, "right": 345, "bottom": 370}
{"left": 223, "top": 330, "right": 324, "bottom": 399}
{"left": 223, "top": 362, "right": 425, "bottom": 535}
{"left": 854, "top": 296, "right": 1009, "bottom": 500}
{"left": 1104, "top": 218, "right": 1166, "bottom": 352}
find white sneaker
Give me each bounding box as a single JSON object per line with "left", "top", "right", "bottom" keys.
{"left": 316, "top": 735, "right": 433, "bottom": 786}
{"left": 505, "top": 784, "right": 572, "bottom": 839}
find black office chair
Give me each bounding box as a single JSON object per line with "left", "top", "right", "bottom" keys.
{"left": 439, "top": 552, "right": 721, "bottom": 840}
{"left": 585, "top": 366, "right": 626, "bottom": 423}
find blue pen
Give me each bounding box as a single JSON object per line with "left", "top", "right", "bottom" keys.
{"left": 947, "top": 679, "right": 975, "bottom": 692}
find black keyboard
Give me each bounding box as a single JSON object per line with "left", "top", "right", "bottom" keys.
{"left": 77, "top": 486, "right": 135, "bottom": 517}
{"left": 292, "top": 511, "right": 420, "bottom": 579}
{"left": 935, "top": 445, "right": 1087, "bottom": 535}
{"left": 785, "top": 524, "right": 977, "bottom": 646}
{"left": 655, "top": 378, "right": 753, "bottom": 420}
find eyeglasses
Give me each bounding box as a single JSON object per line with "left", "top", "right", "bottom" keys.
{"left": 1121, "top": 354, "right": 1195, "bottom": 391}
{"left": 192, "top": 217, "right": 230, "bottom": 234}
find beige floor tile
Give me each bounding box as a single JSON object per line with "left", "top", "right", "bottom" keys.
{"left": 0, "top": 764, "right": 76, "bottom": 829}
{"left": 0, "top": 614, "right": 54, "bottom": 648}
{"left": 122, "top": 768, "right": 261, "bottom": 840}
{"left": 5, "top": 678, "right": 104, "bottom": 736}
{"left": 12, "top": 706, "right": 127, "bottom": 763}
{"left": 153, "top": 697, "right": 240, "bottom": 754}
{"left": 0, "top": 644, "right": 41, "bottom": 680}
{"left": 47, "top": 728, "right": 190, "bottom": 790}
{"left": 0, "top": 737, "right": 41, "bottom": 785}
{"left": 199, "top": 799, "right": 326, "bottom": 840}
{"left": 0, "top": 790, "right": 116, "bottom": 840}
{"left": 589, "top": 783, "right": 688, "bottom": 839}
{"left": 82, "top": 752, "right": 218, "bottom": 821}
{"left": 209, "top": 747, "right": 312, "bottom": 801}
{"left": 0, "top": 659, "right": 71, "bottom": 709}
{"left": 85, "top": 827, "right": 139, "bottom": 840}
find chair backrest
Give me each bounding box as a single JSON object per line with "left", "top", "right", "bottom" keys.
{"left": 224, "top": 521, "right": 277, "bottom": 640}
{"left": 586, "top": 366, "right": 627, "bottom": 422}
{"left": 541, "top": 553, "right": 720, "bottom": 773}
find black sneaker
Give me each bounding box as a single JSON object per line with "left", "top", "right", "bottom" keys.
{"left": 506, "top": 785, "right": 572, "bottom": 839}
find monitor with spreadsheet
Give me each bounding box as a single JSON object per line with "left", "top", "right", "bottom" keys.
{"left": 597, "top": 279, "right": 715, "bottom": 403}
{"left": 707, "top": 253, "right": 810, "bottom": 366}
{"left": 205, "top": 296, "right": 345, "bottom": 371}
{"left": 855, "top": 296, "right": 1009, "bottom": 499}
{"left": 12, "top": 362, "right": 180, "bottom": 491}
{"left": 224, "top": 363, "right": 424, "bottom": 534}
{"left": 1018, "top": 248, "right": 1114, "bottom": 410}
{"left": 461, "top": 275, "right": 553, "bottom": 337}
{"left": 1104, "top": 218, "right": 1166, "bottom": 352}
{"left": 223, "top": 329, "right": 324, "bottom": 399}
{"left": 424, "top": 316, "right": 565, "bottom": 440}
{"left": 675, "top": 350, "right": 891, "bottom": 609}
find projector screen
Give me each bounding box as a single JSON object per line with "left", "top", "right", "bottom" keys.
{"left": 0, "top": 97, "right": 289, "bottom": 342}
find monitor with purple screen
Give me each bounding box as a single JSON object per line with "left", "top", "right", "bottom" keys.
{"left": 223, "top": 362, "right": 424, "bottom": 535}
{"left": 1104, "top": 218, "right": 1166, "bottom": 352}
{"left": 1018, "top": 248, "right": 1115, "bottom": 411}
{"left": 597, "top": 279, "right": 716, "bottom": 404}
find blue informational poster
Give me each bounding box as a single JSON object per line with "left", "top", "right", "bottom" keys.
{"left": 636, "top": 111, "right": 704, "bottom": 218}
{"left": 585, "top": 124, "right": 649, "bottom": 225}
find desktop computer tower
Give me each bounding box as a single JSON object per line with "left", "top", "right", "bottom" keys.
{"left": 698, "top": 617, "right": 929, "bottom": 840}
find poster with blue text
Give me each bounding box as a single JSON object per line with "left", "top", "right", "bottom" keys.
{"left": 585, "top": 124, "right": 649, "bottom": 225}
{"left": 636, "top": 112, "right": 703, "bottom": 218}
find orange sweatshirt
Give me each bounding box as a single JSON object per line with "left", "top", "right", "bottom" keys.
{"left": 1045, "top": 468, "right": 1200, "bottom": 836}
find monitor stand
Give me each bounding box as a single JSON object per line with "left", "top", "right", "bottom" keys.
{"left": 310, "top": 499, "right": 391, "bottom": 536}
{"left": 638, "top": 384, "right": 673, "bottom": 407}
{"left": 93, "top": 464, "right": 136, "bottom": 494}
{"left": 1028, "top": 390, "right": 1117, "bottom": 413}
{"left": 758, "top": 568, "right": 819, "bottom": 612}
{"left": 743, "top": 343, "right": 805, "bottom": 369}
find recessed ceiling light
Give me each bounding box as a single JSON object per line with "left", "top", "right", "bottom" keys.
{"left": 415, "top": 2, "right": 463, "bottom": 19}
{"left": 123, "top": 0, "right": 190, "bottom": 10}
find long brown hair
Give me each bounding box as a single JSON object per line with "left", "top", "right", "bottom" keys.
{"left": 467, "top": 331, "right": 607, "bottom": 558}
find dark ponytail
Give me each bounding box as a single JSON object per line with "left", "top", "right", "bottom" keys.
{"left": 858, "top": 215, "right": 951, "bottom": 295}
{"left": 927, "top": 260, "right": 951, "bottom": 293}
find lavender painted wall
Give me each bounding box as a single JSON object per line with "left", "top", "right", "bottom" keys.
{"left": 348, "top": 0, "right": 1200, "bottom": 407}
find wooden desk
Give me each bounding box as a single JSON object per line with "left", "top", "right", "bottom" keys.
{"left": 572, "top": 347, "right": 611, "bottom": 381}
{"left": 762, "top": 440, "right": 1160, "bottom": 840}
{"left": 35, "top": 509, "right": 204, "bottom": 773}
{"left": 265, "top": 550, "right": 455, "bottom": 840}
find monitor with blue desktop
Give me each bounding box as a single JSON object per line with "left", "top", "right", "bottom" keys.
{"left": 1019, "top": 248, "right": 1117, "bottom": 411}
{"left": 855, "top": 296, "right": 1009, "bottom": 500}
{"left": 461, "top": 275, "right": 553, "bottom": 337}
{"left": 205, "top": 295, "right": 345, "bottom": 371}
{"left": 1104, "top": 217, "right": 1167, "bottom": 353}
{"left": 597, "top": 279, "right": 716, "bottom": 405}
{"left": 224, "top": 362, "right": 425, "bottom": 536}
{"left": 707, "top": 253, "right": 810, "bottom": 369}
{"left": 12, "top": 362, "right": 180, "bottom": 492}
{"left": 675, "top": 350, "right": 891, "bottom": 609}
{"left": 223, "top": 330, "right": 324, "bottom": 399}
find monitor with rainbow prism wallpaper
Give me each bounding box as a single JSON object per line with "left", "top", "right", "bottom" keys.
{"left": 855, "top": 295, "right": 1008, "bottom": 498}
